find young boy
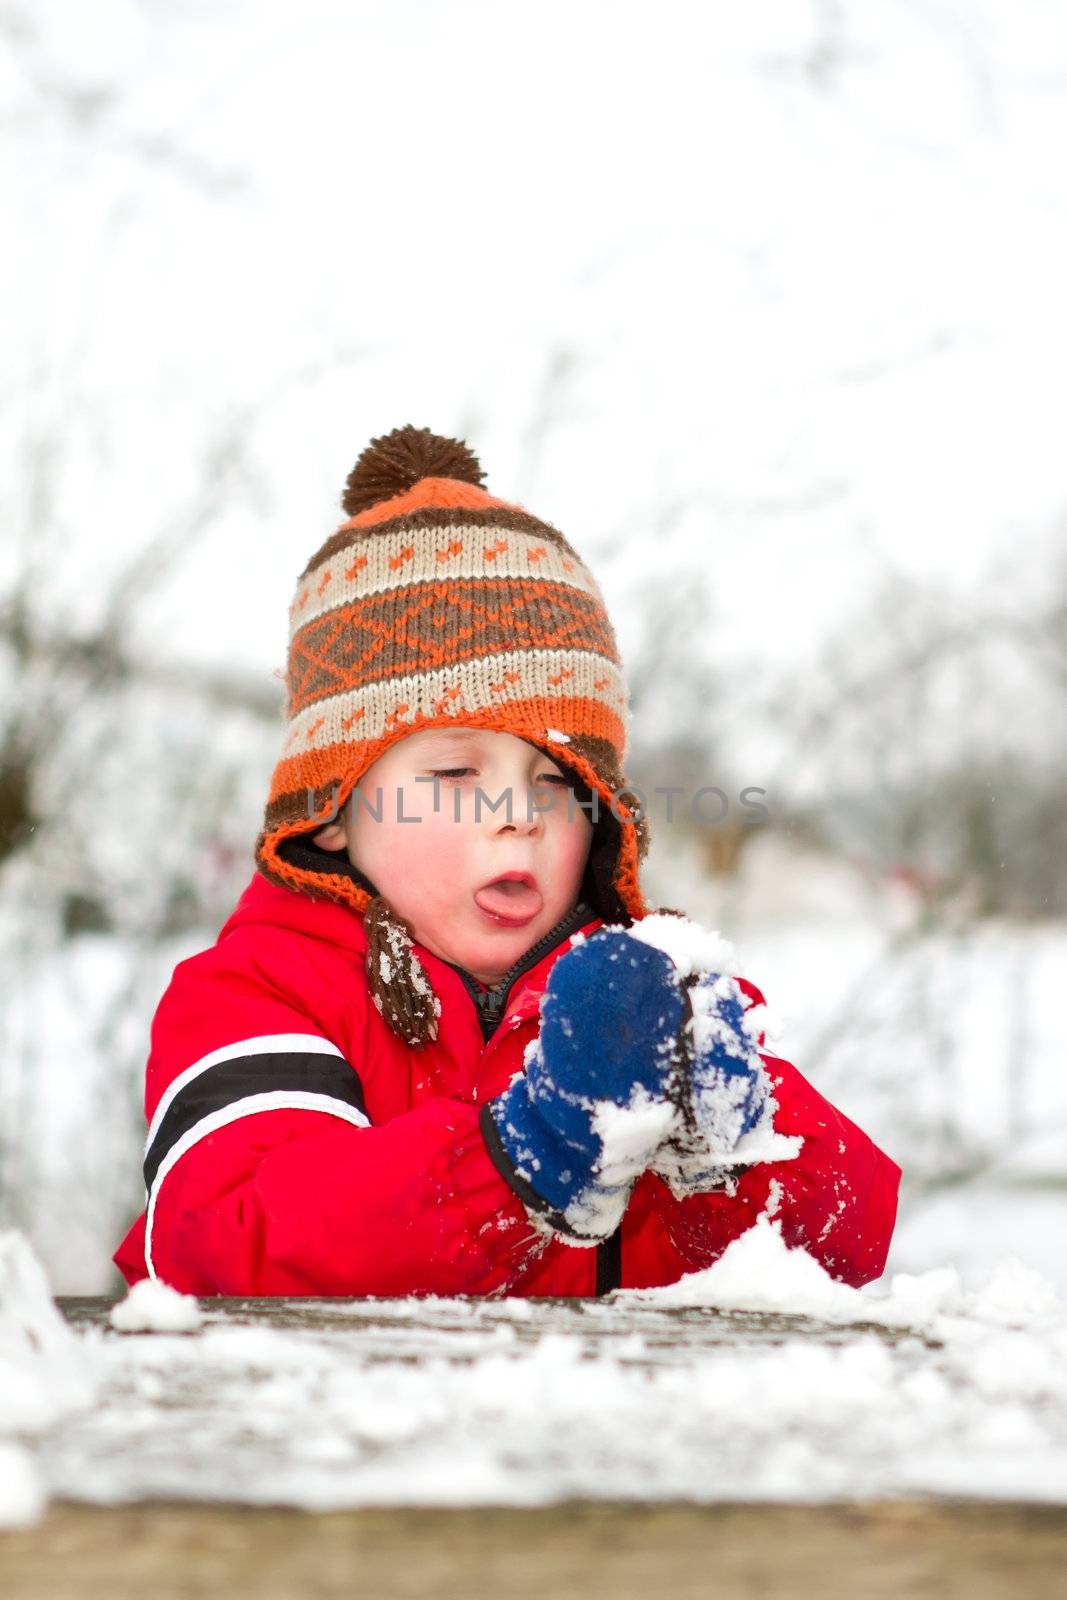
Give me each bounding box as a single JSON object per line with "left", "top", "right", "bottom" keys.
{"left": 113, "top": 426, "right": 900, "bottom": 1297}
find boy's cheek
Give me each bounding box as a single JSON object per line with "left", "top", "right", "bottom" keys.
{"left": 375, "top": 817, "right": 472, "bottom": 905}
{"left": 555, "top": 818, "right": 594, "bottom": 882}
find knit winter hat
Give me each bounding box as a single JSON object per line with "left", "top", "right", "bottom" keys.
{"left": 255, "top": 425, "right": 651, "bottom": 1042}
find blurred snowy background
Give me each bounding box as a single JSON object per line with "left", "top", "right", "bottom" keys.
{"left": 2, "top": 0, "right": 1065, "bottom": 1293}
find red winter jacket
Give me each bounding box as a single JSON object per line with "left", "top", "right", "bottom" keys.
{"left": 113, "top": 874, "right": 900, "bottom": 1296}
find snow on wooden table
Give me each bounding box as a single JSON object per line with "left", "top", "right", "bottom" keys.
{"left": 5, "top": 1270, "right": 1067, "bottom": 1598}
{"left": 35, "top": 1283, "right": 1067, "bottom": 1511}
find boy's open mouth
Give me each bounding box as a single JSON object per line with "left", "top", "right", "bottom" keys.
{"left": 473, "top": 872, "right": 543, "bottom": 925}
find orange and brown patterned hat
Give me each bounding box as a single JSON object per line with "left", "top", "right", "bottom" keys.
{"left": 255, "top": 426, "right": 651, "bottom": 1038}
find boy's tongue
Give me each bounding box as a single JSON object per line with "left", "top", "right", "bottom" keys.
{"left": 474, "top": 877, "right": 543, "bottom": 920}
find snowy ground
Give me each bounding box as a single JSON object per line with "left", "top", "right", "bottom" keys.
{"left": 4, "top": 1219, "right": 1067, "bottom": 1528}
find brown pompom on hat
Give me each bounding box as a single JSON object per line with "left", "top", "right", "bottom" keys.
{"left": 256, "top": 426, "right": 651, "bottom": 1043}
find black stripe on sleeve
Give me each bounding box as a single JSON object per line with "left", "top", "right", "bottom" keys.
{"left": 144, "top": 1051, "right": 368, "bottom": 1194}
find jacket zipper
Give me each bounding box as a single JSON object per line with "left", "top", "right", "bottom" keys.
{"left": 443, "top": 899, "right": 597, "bottom": 1044}
{"left": 446, "top": 900, "right": 624, "bottom": 1296}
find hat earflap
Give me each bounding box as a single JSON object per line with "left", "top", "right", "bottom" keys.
{"left": 363, "top": 894, "right": 441, "bottom": 1047}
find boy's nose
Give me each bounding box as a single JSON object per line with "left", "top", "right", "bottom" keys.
{"left": 497, "top": 807, "right": 543, "bottom": 836}
{"left": 493, "top": 780, "right": 547, "bottom": 834}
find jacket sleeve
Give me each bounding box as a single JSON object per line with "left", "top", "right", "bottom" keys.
{"left": 134, "top": 933, "right": 548, "bottom": 1297}
{"left": 622, "top": 983, "right": 901, "bottom": 1291}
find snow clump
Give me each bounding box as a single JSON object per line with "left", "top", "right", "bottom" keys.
{"left": 109, "top": 1278, "right": 202, "bottom": 1334}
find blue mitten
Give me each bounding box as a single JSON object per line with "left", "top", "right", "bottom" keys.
{"left": 651, "top": 969, "right": 770, "bottom": 1199}
{"left": 480, "top": 928, "right": 688, "bottom": 1241}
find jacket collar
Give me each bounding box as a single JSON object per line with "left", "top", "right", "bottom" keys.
{"left": 434, "top": 898, "right": 602, "bottom": 1043}
{"left": 231, "top": 872, "right": 609, "bottom": 1043}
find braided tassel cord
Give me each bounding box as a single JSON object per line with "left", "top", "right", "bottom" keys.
{"left": 363, "top": 895, "right": 441, "bottom": 1046}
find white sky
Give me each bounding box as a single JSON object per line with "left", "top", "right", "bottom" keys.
{"left": 7, "top": 0, "right": 1067, "bottom": 685}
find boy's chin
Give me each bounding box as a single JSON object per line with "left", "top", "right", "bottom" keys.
{"left": 435, "top": 912, "right": 551, "bottom": 982}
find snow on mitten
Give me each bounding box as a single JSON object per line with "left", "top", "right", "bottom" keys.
{"left": 615, "top": 912, "right": 774, "bottom": 1200}
{"left": 651, "top": 969, "right": 770, "bottom": 1199}
{"left": 480, "top": 929, "right": 688, "bottom": 1241}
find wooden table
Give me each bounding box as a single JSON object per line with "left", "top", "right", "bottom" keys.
{"left": 0, "top": 1295, "right": 1063, "bottom": 1598}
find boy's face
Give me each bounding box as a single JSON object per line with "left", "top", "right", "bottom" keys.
{"left": 313, "top": 726, "right": 595, "bottom": 986}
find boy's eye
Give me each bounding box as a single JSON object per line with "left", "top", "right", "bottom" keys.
{"left": 427, "top": 768, "right": 570, "bottom": 785}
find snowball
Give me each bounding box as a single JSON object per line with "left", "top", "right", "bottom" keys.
{"left": 551, "top": 1083, "right": 682, "bottom": 1243}
{"left": 590, "top": 1087, "right": 677, "bottom": 1188}
{"left": 110, "top": 1278, "right": 202, "bottom": 1334}
{"left": 625, "top": 912, "right": 739, "bottom": 978}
